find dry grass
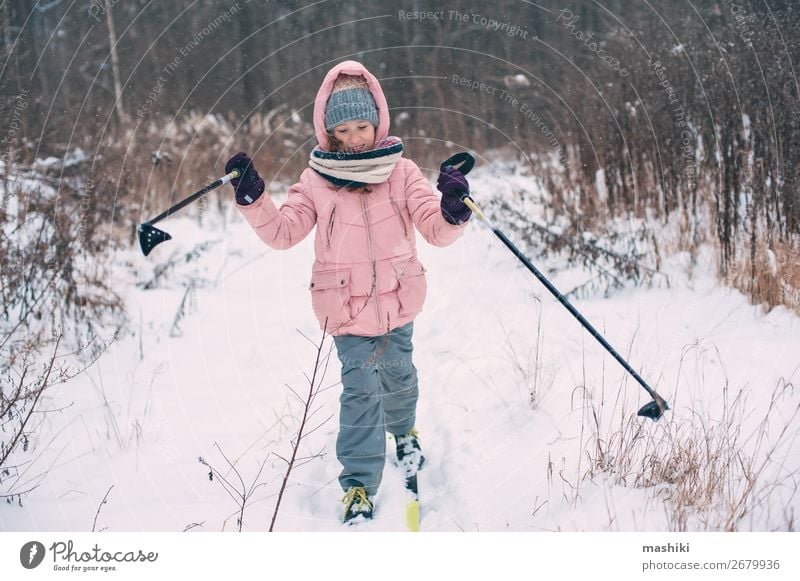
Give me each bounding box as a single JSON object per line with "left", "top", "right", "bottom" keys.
{"left": 575, "top": 373, "right": 800, "bottom": 531}
{"left": 500, "top": 303, "right": 556, "bottom": 410}
{"left": 528, "top": 156, "right": 799, "bottom": 315}
{"left": 724, "top": 236, "right": 800, "bottom": 316}
{"left": 81, "top": 108, "right": 314, "bottom": 250}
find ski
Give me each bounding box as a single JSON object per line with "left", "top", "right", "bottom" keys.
{"left": 393, "top": 430, "right": 425, "bottom": 532}
{"left": 404, "top": 471, "right": 420, "bottom": 532}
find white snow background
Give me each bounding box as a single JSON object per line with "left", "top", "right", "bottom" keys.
{"left": 1, "top": 162, "right": 798, "bottom": 533}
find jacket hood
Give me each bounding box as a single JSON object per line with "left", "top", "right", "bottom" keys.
{"left": 313, "top": 61, "right": 390, "bottom": 151}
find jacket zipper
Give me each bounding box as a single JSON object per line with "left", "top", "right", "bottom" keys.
{"left": 326, "top": 205, "right": 336, "bottom": 249}
{"left": 390, "top": 197, "right": 409, "bottom": 240}
{"left": 360, "top": 194, "right": 382, "bottom": 329}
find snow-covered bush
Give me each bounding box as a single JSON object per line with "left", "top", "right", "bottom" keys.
{"left": 0, "top": 156, "right": 123, "bottom": 503}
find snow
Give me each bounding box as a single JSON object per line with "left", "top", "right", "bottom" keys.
{"left": 595, "top": 168, "right": 608, "bottom": 202}
{"left": 766, "top": 248, "right": 778, "bottom": 276}
{"left": 742, "top": 113, "right": 751, "bottom": 141}
{"left": 1, "top": 168, "right": 798, "bottom": 533}
{"left": 32, "top": 148, "right": 87, "bottom": 171}
{"left": 503, "top": 74, "right": 531, "bottom": 88}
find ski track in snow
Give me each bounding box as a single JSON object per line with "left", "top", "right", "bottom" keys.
{"left": 2, "top": 177, "right": 799, "bottom": 533}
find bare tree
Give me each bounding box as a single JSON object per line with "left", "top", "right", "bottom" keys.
{"left": 269, "top": 324, "right": 335, "bottom": 532}
{"left": 104, "top": 0, "right": 128, "bottom": 125}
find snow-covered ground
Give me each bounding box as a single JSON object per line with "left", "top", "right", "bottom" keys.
{"left": 1, "top": 169, "right": 798, "bottom": 532}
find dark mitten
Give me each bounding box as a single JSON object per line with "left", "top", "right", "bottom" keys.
{"left": 225, "top": 151, "right": 265, "bottom": 205}
{"left": 437, "top": 167, "right": 472, "bottom": 225}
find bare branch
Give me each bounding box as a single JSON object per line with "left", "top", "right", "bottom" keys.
{"left": 92, "top": 485, "right": 114, "bottom": 532}
{"left": 182, "top": 522, "right": 205, "bottom": 532}
{"left": 272, "top": 452, "right": 290, "bottom": 465}
{"left": 284, "top": 384, "right": 305, "bottom": 405}
{"left": 200, "top": 446, "right": 270, "bottom": 532}
{"left": 0, "top": 335, "right": 62, "bottom": 469}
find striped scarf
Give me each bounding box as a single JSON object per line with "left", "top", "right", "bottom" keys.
{"left": 309, "top": 136, "right": 404, "bottom": 188}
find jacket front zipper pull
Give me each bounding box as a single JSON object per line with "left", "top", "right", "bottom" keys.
{"left": 360, "top": 194, "right": 382, "bottom": 328}
{"left": 390, "top": 197, "right": 409, "bottom": 240}
{"left": 326, "top": 205, "right": 337, "bottom": 249}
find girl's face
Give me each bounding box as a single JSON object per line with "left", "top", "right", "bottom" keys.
{"left": 332, "top": 120, "right": 376, "bottom": 153}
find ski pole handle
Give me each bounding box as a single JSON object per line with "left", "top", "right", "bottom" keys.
{"left": 460, "top": 193, "right": 499, "bottom": 229}
{"left": 221, "top": 168, "right": 240, "bottom": 184}
{"left": 460, "top": 195, "right": 483, "bottom": 219}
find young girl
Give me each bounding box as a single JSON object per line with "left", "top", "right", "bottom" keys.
{"left": 225, "top": 61, "right": 472, "bottom": 524}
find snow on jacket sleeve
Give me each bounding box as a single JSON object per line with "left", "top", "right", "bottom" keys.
{"left": 404, "top": 159, "right": 467, "bottom": 247}
{"left": 236, "top": 170, "right": 317, "bottom": 250}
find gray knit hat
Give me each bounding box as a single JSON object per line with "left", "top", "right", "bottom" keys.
{"left": 324, "top": 75, "right": 379, "bottom": 131}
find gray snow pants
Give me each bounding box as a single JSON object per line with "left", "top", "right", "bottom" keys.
{"left": 332, "top": 321, "right": 418, "bottom": 496}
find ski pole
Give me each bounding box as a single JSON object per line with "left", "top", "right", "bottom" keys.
{"left": 442, "top": 152, "right": 669, "bottom": 420}
{"left": 138, "top": 169, "right": 240, "bottom": 256}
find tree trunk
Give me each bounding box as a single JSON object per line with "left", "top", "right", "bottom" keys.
{"left": 105, "top": 0, "right": 128, "bottom": 126}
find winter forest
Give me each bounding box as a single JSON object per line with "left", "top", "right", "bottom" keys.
{"left": 1, "top": 0, "right": 799, "bottom": 534}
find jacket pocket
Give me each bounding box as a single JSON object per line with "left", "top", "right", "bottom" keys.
{"left": 309, "top": 268, "right": 352, "bottom": 328}
{"left": 392, "top": 258, "right": 427, "bottom": 317}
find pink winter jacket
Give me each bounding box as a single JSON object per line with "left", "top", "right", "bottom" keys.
{"left": 237, "top": 61, "right": 467, "bottom": 337}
